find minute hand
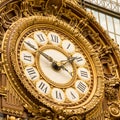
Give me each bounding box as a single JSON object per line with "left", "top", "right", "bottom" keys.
{"left": 24, "top": 41, "right": 54, "bottom": 62}
{"left": 58, "top": 57, "right": 77, "bottom": 66}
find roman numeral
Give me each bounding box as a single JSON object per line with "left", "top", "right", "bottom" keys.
{"left": 50, "top": 34, "right": 59, "bottom": 43}
{"left": 55, "top": 90, "right": 63, "bottom": 100}
{"left": 38, "top": 81, "right": 48, "bottom": 94}
{"left": 80, "top": 70, "right": 88, "bottom": 78}
{"left": 77, "top": 56, "right": 83, "bottom": 62}
{"left": 66, "top": 43, "right": 71, "bottom": 49}
{"left": 70, "top": 91, "right": 76, "bottom": 99}
{"left": 77, "top": 81, "right": 86, "bottom": 93}
{"left": 26, "top": 67, "right": 37, "bottom": 80}
{"left": 37, "top": 34, "right": 45, "bottom": 42}
{"left": 23, "top": 54, "right": 32, "bottom": 61}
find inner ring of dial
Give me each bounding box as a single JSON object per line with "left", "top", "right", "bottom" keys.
{"left": 36, "top": 45, "right": 77, "bottom": 88}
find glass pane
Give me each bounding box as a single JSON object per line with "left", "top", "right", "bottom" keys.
{"left": 112, "top": 0, "right": 117, "bottom": 2}
{"left": 114, "top": 18, "right": 120, "bottom": 34}
{"left": 99, "top": 12, "right": 107, "bottom": 30}
{"left": 107, "top": 15, "right": 114, "bottom": 32}
{"left": 92, "top": 10, "right": 99, "bottom": 22}
{"left": 109, "top": 32, "right": 115, "bottom": 40}
{"left": 116, "top": 35, "right": 120, "bottom": 47}
{"left": 86, "top": 8, "right": 91, "bottom": 12}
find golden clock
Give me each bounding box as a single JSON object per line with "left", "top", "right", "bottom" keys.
{"left": 2, "top": 16, "right": 104, "bottom": 115}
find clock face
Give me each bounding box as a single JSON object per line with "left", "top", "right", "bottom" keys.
{"left": 17, "top": 28, "right": 93, "bottom": 107}
{"left": 19, "top": 29, "right": 91, "bottom": 102}
{"left": 2, "top": 16, "right": 104, "bottom": 115}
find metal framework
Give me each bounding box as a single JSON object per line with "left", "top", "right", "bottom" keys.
{"left": 84, "top": 0, "right": 120, "bottom": 47}
{"left": 85, "top": 0, "right": 120, "bottom": 13}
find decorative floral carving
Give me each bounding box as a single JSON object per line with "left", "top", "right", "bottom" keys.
{"left": 21, "top": 0, "right": 45, "bottom": 16}
{"left": 105, "top": 86, "right": 118, "bottom": 101}
{"left": 24, "top": 104, "right": 53, "bottom": 120}
{"left": 93, "top": 40, "right": 102, "bottom": 50}
{"left": 104, "top": 110, "right": 111, "bottom": 120}
{"left": 67, "top": 115, "right": 84, "bottom": 120}
{"left": 104, "top": 65, "right": 120, "bottom": 101}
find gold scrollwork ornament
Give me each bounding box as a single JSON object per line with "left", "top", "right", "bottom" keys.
{"left": 2, "top": 15, "right": 104, "bottom": 117}
{"left": 108, "top": 102, "right": 120, "bottom": 118}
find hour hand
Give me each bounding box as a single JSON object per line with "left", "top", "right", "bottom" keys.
{"left": 61, "top": 66, "right": 73, "bottom": 77}
{"left": 24, "top": 41, "right": 54, "bottom": 62}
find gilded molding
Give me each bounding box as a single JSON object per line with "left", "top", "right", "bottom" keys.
{"left": 0, "top": 86, "right": 7, "bottom": 97}
{"left": 0, "top": 0, "right": 120, "bottom": 119}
